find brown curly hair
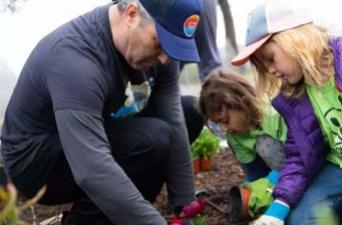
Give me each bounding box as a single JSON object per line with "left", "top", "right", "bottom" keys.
{"left": 199, "top": 68, "right": 263, "bottom": 132}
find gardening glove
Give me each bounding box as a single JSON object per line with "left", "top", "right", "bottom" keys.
{"left": 244, "top": 170, "right": 280, "bottom": 217}
{"left": 250, "top": 200, "right": 289, "bottom": 225}
{"left": 172, "top": 198, "right": 207, "bottom": 225}
{"left": 180, "top": 198, "right": 207, "bottom": 219}
{"left": 170, "top": 216, "right": 194, "bottom": 225}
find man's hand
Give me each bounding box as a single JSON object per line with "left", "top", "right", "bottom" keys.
{"left": 170, "top": 216, "right": 195, "bottom": 225}
{"left": 181, "top": 219, "right": 194, "bottom": 225}
{"left": 171, "top": 198, "right": 207, "bottom": 225}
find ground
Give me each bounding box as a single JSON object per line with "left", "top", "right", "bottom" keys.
{"left": 21, "top": 149, "right": 248, "bottom": 225}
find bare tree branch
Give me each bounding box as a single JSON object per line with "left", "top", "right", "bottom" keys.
{"left": 218, "top": 0, "right": 238, "bottom": 54}
{"left": 0, "top": 0, "right": 27, "bottom": 13}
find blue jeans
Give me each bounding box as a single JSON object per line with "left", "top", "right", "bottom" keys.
{"left": 242, "top": 155, "right": 270, "bottom": 182}
{"left": 287, "top": 162, "right": 342, "bottom": 225}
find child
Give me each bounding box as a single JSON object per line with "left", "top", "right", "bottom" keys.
{"left": 199, "top": 68, "right": 288, "bottom": 217}
{"left": 232, "top": 0, "right": 342, "bottom": 225}
{"left": 199, "top": 68, "right": 287, "bottom": 181}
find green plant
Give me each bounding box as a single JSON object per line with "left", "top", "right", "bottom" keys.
{"left": 192, "top": 214, "right": 208, "bottom": 225}
{"left": 0, "top": 183, "right": 45, "bottom": 225}
{"left": 191, "top": 128, "right": 221, "bottom": 159}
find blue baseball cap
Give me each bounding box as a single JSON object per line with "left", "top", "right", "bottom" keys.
{"left": 140, "top": 0, "right": 203, "bottom": 63}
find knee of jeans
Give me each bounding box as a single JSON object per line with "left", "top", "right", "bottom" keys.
{"left": 286, "top": 208, "right": 304, "bottom": 225}
{"left": 287, "top": 205, "right": 318, "bottom": 225}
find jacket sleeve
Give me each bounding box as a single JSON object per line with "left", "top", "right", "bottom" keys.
{"left": 55, "top": 109, "right": 167, "bottom": 225}
{"left": 272, "top": 94, "right": 327, "bottom": 207}
{"left": 226, "top": 135, "right": 257, "bottom": 164}
{"left": 146, "top": 61, "right": 195, "bottom": 207}
{"left": 272, "top": 128, "right": 308, "bottom": 206}
{"left": 329, "top": 36, "right": 342, "bottom": 92}
{"left": 45, "top": 38, "right": 167, "bottom": 225}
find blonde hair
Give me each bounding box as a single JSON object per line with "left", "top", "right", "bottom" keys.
{"left": 199, "top": 68, "right": 264, "bottom": 131}
{"left": 251, "top": 24, "right": 334, "bottom": 98}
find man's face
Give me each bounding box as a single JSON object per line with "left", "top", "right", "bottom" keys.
{"left": 124, "top": 22, "right": 169, "bottom": 70}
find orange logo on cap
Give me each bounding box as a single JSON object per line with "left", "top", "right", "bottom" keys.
{"left": 183, "top": 15, "right": 200, "bottom": 37}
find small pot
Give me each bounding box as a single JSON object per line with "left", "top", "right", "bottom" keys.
{"left": 200, "top": 158, "right": 212, "bottom": 172}
{"left": 227, "top": 186, "right": 251, "bottom": 222}
{"left": 192, "top": 158, "right": 201, "bottom": 174}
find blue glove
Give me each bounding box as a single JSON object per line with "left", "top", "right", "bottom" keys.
{"left": 266, "top": 170, "right": 280, "bottom": 185}
{"left": 251, "top": 200, "right": 289, "bottom": 225}
{"left": 264, "top": 200, "right": 290, "bottom": 221}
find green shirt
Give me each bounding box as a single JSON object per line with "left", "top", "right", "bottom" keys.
{"left": 307, "top": 76, "right": 342, "bottom": 167}
{"left": 226, "top": 104, "right": 287, "bottom": 163}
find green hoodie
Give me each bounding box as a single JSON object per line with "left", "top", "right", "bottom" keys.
{"left": 307, "top": 76, "right": 342, "bottom": 167}
{"left": 226, "top": 104, "right": 287, "bottom": 163}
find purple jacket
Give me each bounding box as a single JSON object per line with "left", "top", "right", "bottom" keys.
{"left": 270, "top": 37, "right": 342, "bottom": 206}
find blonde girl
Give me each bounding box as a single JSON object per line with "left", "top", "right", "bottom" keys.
{"left": 232, "top": 0, "right": 342, "bottom": 225}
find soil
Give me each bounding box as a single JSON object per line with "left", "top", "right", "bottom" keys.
{"left": 21, "top": 148, "right": 248, "bottom": 225}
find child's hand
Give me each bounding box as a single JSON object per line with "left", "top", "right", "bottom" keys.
{"left": 244, "top": 170, "right": 280, "bottom": 217}
{"left": 251, "top": 215, "right": 284, "bottom": 225}
{"left": 250, "top": 200, "right": 289, "bottom": 225}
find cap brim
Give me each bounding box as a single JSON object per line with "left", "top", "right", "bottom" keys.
{"left": 156, "top": 23, "right": 200, "bottom": 63}
{"left": 231, "top": 34, "right": 272, "bottom": 66}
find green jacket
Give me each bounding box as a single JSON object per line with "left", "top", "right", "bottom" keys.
{"left": 226, "top": 104, "right": 287, "bottom": 163}
{"left": 307, "top": 77, "right": 342, "bottom": 167}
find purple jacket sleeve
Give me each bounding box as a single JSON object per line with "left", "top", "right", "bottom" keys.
{"left": 330, "top": 36, "right": 342, "bottom": 92}
{"left": 272, "top": 128, "right": 309, "bottom": 206}
{"left": 271, "top": 94, "right": 327, "bottom": 206}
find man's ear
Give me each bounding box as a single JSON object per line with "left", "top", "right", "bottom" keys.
{"left": 123, "top": 3, "right": 141, "bottom": 27}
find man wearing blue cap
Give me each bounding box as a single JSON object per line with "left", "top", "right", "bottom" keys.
{"left": 0, "top": 0, "right": 203, "bottom": 224}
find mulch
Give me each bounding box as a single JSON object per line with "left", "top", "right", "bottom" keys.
{"left": 21, "top": 149, "right": 248, "bottom": 225}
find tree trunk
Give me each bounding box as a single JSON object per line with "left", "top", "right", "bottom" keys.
{"left": 218, "top": 0, "right": 238, "bottom": 54}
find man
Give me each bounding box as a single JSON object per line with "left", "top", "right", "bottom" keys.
{"left": 0, "top": 0, "right": 203, "bottom": 224}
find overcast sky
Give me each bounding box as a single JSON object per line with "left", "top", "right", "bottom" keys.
{"left": 0, "top": 0, "right": 342, "bottom": 75}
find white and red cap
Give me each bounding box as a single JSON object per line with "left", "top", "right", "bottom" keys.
{"left": 231, "top": 0, "right": 313, "bottom": 66}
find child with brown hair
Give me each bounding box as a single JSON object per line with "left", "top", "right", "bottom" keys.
{"left": 232, "top": 0, "right": 342, "bottom": 224}
{"left": 199, "top": 68, "right": 287, "bottom": 181}
{"left": 199, "top": 67, "right": 287, "bottom": 218}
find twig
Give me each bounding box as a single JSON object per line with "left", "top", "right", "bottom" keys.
{"left": 205, "top": 198, "right": 227, "bottom": 215}
{"left": 40, "top": 214, "right": 62, "bottom": 225}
